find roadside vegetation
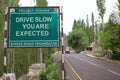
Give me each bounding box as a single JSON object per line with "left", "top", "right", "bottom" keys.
{"left": 67, "top": 0, "right": 120, "bottom": 60}
{"left": 0, "top": 0, "right": 20, "bottom": 76}
{"left": 99, "top": 0, "right": 120, "bottom": 60}
{"left": 38, "top": 56, "right": 60, "bottom": 80}
{"left": 67, "top": 19, "right": 91, "bottom": 51}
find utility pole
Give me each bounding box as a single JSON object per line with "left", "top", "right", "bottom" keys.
{"left": 4, "top": 7, "right": 8, "bottom": 80}
{"left": 61, "top": 6, "right": 65, "bottom": 80}
{"left": 3, "top": 0, "right": 8, "bottom": 80}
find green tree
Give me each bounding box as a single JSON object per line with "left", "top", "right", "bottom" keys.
{"left": 36, "top": 0, "right": 48, "bottom": 6}
{"left": 68, "top": 29, "right": 81, "bottom": 50}
{"left": 72, "top": 19, "right": 77, "bottom": 30}
{"left": 0, "top": 0, "right": 8, "bottom": 76}
{"left": 100, "top": 11, "right": 120, "bottom": 53}
{"left": 96, "top": 0, "right": 106, "bottom": 30}
{"left": 86, "top": 15, "right": 89, "bottom": 28}
{"left": 117, "top": 0, "right": 120, "bottom": 12}
{"left": 91, "top": 12, "right": 95, "bottom": 40}
{"left": 67, "top": 19, "right": 89, "bottom": 50}
{"left": 86, "top": 15, "right": 91, "bottom": 44}
{"left": 85, "top": 15, "right": 94, "bottom": 45}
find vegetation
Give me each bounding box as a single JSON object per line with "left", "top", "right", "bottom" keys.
{"left": 96, "top": 0, "right": 106, "bottom": 30}
{"left": 67, "top": 19, "right": 90, "bottom": 50}
{"left": 38, "top": 56, "right": 60, "bottom": 80}
{"left": 36, "top": 0, "right": 48, "bottom": 6}
{"left": 68, "top": 0, "right": 120, "bottom": 60}
{"left": 99, "top": 0, "right": 120, "bottom": 60}
{"left": 0, "top": 2, "right": 4, "bottom": 76}
{"left": 91, "top": 12, "right": 95, "bottom": 40}
{"left": 100, "top": 13, "right": 120, "bottom": 52}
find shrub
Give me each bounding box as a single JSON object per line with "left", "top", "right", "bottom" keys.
{"left": 38, "top": 70, "right": 47, "bottom": 80}
{"left": 110, "top": 53, "right": 120, "bottom": 60}
{"left": 38, "top": 56, "right": 60, "bottom": 80}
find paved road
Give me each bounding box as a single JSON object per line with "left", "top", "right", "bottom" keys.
{"left": 64, "top": 51, "right": 120, "bottom": 80}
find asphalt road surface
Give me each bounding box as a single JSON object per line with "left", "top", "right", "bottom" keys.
{"left": 55, "top": 51, "right": 120, "bottom": 80}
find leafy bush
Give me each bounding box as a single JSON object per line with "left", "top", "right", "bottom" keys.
{"left": 110, "top": 53, "right": 120, "bottom": 60}
{"left": 38, "top": 70, "right": 47, "bottom": 80}
{"left": 38, "top": 56, "right": 60, "bottom": 80}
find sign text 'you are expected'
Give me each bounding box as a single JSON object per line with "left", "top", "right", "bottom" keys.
{"left": 15, "top": 16, "right": 52, "bottom": 37}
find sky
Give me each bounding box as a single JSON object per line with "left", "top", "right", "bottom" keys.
{"left": 19, "top": 0, "right": 118, "bottom": 35}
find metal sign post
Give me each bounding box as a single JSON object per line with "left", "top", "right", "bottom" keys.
{"left": 4, "top": 7, "right": 8, "bottom": 80}
{"left": 60, "top": 6, "right": 65, "bottom": 80}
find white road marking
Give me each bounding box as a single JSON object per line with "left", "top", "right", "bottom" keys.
{"left": 108, "top": 69, "right": 120, "bottom": 77}
{"left": 87, "top": 61, "right": 97, "bottom": 66}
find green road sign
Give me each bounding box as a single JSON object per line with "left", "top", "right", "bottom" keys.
{"left": 8, "top": 7, "right": 60, "bottom": 47}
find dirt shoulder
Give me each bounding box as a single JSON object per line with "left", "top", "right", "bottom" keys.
{"left": 86, "top": 51, "right": 120, "bottom": 65}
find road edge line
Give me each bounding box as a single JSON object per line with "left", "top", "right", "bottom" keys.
{"left": 86, "top": 54, "right": 98, "bottom": 58}
{"left": 86, "top": 54, "right": 120, "bottom": 65}
{"left": 108, "top": 69, "right": 120, "bottom": 76}
{"left": 65, "top": 58, "right": 82, "bottom": 80}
